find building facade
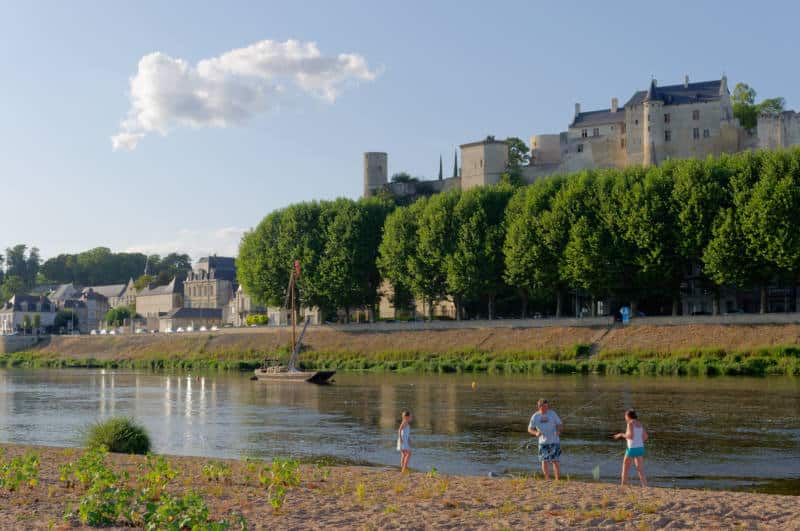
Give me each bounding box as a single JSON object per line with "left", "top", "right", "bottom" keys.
{"left": 135, "top": 278, "right": 183, "bottom": 320}
{"left": 0, "top": 295, "right": 57, "bottom": 334}
{"left": 183, "top": 256, "right": 236, "bottom": 310}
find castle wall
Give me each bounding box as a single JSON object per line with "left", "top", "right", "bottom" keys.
{"left": 530, "top": 134, "right": 562, "bottom": 164}
{"left": 461, "top": 141, "right": 508, "bottom": 190}
{"left": 757, "top": 112, "right": 800, "bottom": 149}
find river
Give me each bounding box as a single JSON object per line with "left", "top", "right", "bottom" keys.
{"left": 0, "top": 369, "right": 797, "bottom": 494}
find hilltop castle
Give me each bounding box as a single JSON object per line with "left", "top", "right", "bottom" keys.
{"left": 364, "top": 76, "right": 800, "bottom": 198}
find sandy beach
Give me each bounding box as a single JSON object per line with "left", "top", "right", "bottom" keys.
{"left": 0, "top": 444, "right": 797, "bottom": 530}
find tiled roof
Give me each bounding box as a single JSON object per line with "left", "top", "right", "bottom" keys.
{"left": 162, "top": 307, "right": 222, "bottom": 319}
{"left": 86, "top": 284, "right": 126, "bottom": 299}
{"left": 571, "top": 108, "right": 625, "bottom": 127}
{"left": 626, "top": 79, "right": 724, "bottom": 107}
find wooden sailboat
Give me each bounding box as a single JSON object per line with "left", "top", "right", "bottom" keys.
{"left": 253, "top": 260, "right": 335, "bottom": 384}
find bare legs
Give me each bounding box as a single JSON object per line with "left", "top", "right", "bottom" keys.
{"left": 540, "top": 461, "right": 560, "bottom": 480}
{"left": 400, "top": 450, "right": 411, "bottom": 473}
{"left": 620, "top": 456, "right": 647, "bottom": 486}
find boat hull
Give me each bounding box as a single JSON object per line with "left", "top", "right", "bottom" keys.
{"left": 253, "top": 368, "right": 335, "bottom": 384}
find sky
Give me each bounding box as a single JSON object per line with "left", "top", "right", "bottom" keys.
{"left": 0, "top": 0, "right": 797, "bottom": 263}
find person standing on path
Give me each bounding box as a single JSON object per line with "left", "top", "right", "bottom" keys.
{"left": 397, "top": 410, "right": 413, "bottom": 473}
{"left": 614, "top": 409, "right": 648, "bottom": 486}
{"left": 528, "top": 398, "right": 563, "bottom": 480}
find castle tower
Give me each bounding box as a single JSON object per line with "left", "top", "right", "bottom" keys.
{"left": 642, "top": 79, "right": 662, "bottom": 166}
{"left": 363, "top": 152, "right": 388, "bottom": 197}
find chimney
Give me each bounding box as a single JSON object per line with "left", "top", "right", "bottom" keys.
{"left": 574, "top": 103, "right": 581, "bottom": 117}
{"left": 684, "top": 75, "right": 689, "bottom": 88}
{"left": 611, "top": 97, "right": 619, "bottom": 113}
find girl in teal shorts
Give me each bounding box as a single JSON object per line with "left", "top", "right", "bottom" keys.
{"left": 613, "top": 409, "right": 648, "bottom": 486}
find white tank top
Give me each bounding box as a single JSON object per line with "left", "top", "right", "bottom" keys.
{"left": 627, "top": 425, "right": 644, "bottom": 449}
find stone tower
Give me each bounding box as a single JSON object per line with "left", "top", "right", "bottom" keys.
{"left": 363, "top": 152, "right": 388, "bottom": 197}
{"left": 642, "top": 79, "right": 663, "bottom": 166}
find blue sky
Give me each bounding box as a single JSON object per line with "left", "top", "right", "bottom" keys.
{"left": 1, "top": 0, "right": 797, "bottom": 261}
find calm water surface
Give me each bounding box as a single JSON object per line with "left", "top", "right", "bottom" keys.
{"left": 0, "top": 369, "right": 797, "bottom": 494}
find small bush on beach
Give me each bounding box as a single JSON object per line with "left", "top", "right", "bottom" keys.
{"left": 0, "top": 451, "right": 39, "bottom": 491}
{"left": 85, "top": 417, "right": 151, "bottom": 454}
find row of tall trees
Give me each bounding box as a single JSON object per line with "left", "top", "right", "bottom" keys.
{"left": 379, "top": 148, "right": 800, "bottom": 318}
{"left": 237, "top": 148, "right": 800, "bottom": 319}
{"left": 237, "top": 197, "right": 393, "bottom": 320}
{"left": 0, "top": 245, "right": 41, "bottom": 302}
{"left": 40, "top": 248, "right": 191, "bottom": 287}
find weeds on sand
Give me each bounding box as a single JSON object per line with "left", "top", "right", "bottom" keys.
{"left": 202, "top": 461, "right": 232, "bottom": 483}
{"left": 240, "top": 457, "right": 260, "bottom": 484}
{"left": 394, "top": 483, "right": 405, "bottom": 495}
{"left": 610, "top": 508, "right": 634, "bottom": 522}
{"left": 634, "top": 501, "right": 661, "bottom": 514}
{"left": 139, "top": 454, "right": 178, "bottom": 499}
{"left": 499, "top": 501, "right": 517, "bottom": 516}
{"left": 314, "top": 463, "right": 331, "bottom": 482}
{"left": 437, "top": 479, "right": 449, "bottom": 496}
{"left": 0, "top": 451, "right": 39, "bottom": 491}
{"left": 60, "top": 446, "right": 117, "bottom": 489}
{"left": 383, "top": 504, "right": 398, "bottom": 514}
{"left": 355, "top": 481, "right": 366, "bottom": 503}
{"left": 258, "top": 458, "right": 300, "bottom": 512}
{"left": 426, "top": 466, "right": 439, "bottom": 478}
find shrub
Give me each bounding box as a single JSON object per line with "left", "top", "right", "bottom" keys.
{"left": 0, "top": 451, "right": 39, "bottom": 491}
{"left": 245, "top": 314, "right": 270, "bottom": 326}
{"left": 85, "top": 417, "right": 151, "bottom": 454}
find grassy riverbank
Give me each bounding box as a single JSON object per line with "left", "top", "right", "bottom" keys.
{"left": 3, "top": 344, "right": 800, "bottom": 376}
{"left": 0, "top": 444, "right": 797, "bottom": 529}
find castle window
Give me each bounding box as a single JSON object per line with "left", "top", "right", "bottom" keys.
{"left": 703, "top": 128, "right": 710, "bottom": 138}
{"left": 581, "top": 129, "right": 588, "bottom": 138}
{"left": 592, "top": 128, "right": 599, "bottom": 137}
{"left": 664, "top": 113, "right": 671, "bottom": 123}
{"left": 634, "top": 119, "right": 639, "bottom": 125}
{"left": 693, "top": 128, "right": 700, "bottom": 140}
{"left": 665, "top": 130, "right": 672, "bottom": 142}
{"left": 577, "top": 144, "right": 584, "bottom": 153}
{"left": 692, "top": 110, "right": 700, "bottom": 120}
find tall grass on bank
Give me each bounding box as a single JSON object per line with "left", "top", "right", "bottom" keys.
{"left": 2, "top": 344, "right": 799, "bottom": 376}
{"left": 85, "top": 417, "right": 151, "bottom": 454}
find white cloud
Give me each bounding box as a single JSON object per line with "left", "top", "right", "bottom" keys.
{"left": 112, "top": 39, "right": 379, "bottom": 150}
{"left": 124, "top": 227, "right": 246, "bottom": 261}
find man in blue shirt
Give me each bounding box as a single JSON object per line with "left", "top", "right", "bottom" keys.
{"left": 528, "top": 398, "right": 563, "bottom": 480}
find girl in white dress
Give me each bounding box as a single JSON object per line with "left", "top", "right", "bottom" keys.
{"left": 397, "top": 410, "right": 413, "bottom": 473}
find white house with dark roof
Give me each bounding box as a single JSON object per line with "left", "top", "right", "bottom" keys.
{"left": 0, "top": 294, "right": 56, "bottom": 334}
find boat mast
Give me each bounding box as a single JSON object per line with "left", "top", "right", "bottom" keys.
{"left": 290, "top": 269, "right": 296, "bottom": 353}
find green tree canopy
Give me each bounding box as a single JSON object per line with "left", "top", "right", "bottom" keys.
{"left": 732, "top": 82, "right": 785, "bottom": 131}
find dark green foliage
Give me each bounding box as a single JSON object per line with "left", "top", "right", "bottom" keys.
{"left": 85, "top": 417, "right": 151, "bottom": 455}
{"left": 54, "top": 310, "right": 79, "bottom": 331}
{"left": 105, "top": 306, "right": 133, "bottom": 327}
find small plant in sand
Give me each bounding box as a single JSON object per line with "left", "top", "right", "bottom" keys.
{"left": 258, "top": 458, "right": 300, "bottom": 511}
{"left": 609, "top": 508, "right": 633, "bottom": 522}
{"left": 202, "top": 461, "right": 232, "bottom": 483}
{"left": 139, "top": 454, "right": 178, "bottom": 500}
{"left": 426, "top": 466, "right": 439, "bottom": 478}
{"left": 240, "top": 457, "right": 261, "bottom": 484}
{"left": 383, "top": 505, "right": 398, "bottom": 514}
{"left": 85, "top": 417, "right": 151, "bottom": 455}
{"left": 0, "top": 451, "right": 40, "bottom": 491}
{"left": 314, "top": 462, "right": 331, "bottom": 482}
{"left": 437, "top": 478, "right": 449, "bottom": 496}
{"left": 60, "top": 446, "right": 117, "bottom": 489}
{"left": 355, "top": 481, "right": 366, "bottom": 503}
{"left": 140, "top": 491, "right": 233, "bottom": 530}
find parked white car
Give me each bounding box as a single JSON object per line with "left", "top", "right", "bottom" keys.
{"left": 186, "top": 326, "right": 195, "bottom": 332}
{"left": 135, "top": 328, "right": 145, "bottom": 334}
{"left": 210, "top": 325, "right": 219, "bottom": 331}
{"left": 176, "top": 327, "right": 185, "bottom": 333}
{"left": 90, "top": 329, "right": 98, "bottom": 335}
{"left": 199, "top": 326, "right": 208, "bottom": 332}
{"left": 109, "top": 330, "right": 116, "bottom": 335}
{"left": 99, "top": 329, "right": 108, "bottom": 335}
{"left": 164, "top": 328, "right": 174, "bottom": 334}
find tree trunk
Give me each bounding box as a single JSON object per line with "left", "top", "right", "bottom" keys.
{"left": 520, "top": 293, "right": 528, "bottom": 319}
{"left": 428, "top": 299, "right": 434, "bottom": 321}
{"left": 555, "top": 290, "right": 563, "bottom": 318}
{"left": 488, "top": 296, "right": 495, "bottom": 320}
{"left": 454, "top": 297, "right": 462, "bottom": 321}
{"left": 712, "top": 293, "right": 720, "bottom": 316}
{"left": 630, "top": 300, "right": 638, "bottom": 319}
{"left": 672, "top": 296, "right": 680, "bottom": 316}
{"left": 590, "top": 296, "right": 597, "bottom": 317}
{"left": 760, "top": 285, "right": 767, "bottom": 314}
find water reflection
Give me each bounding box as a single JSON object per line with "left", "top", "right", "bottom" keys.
{"left": 0, "top": 369, "right": 797, "bottom": 493}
